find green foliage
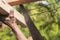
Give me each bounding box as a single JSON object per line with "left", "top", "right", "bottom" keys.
{"left": 0, "top": 0, "right": 60, "bottom": 40}
{"left": 0, "top": 26, "right": 16, "bottom": 40}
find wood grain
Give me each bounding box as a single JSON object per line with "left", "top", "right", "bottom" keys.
{"left": 0, "top": 0, "right": 27, "bottom": 26}
{"left": 5, "top": 0, "right": 40, "bottom": 5}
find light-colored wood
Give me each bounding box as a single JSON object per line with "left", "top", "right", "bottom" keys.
{"left": 5, "top": 0, "right": 40, "bottom": 5}
{"left": 0, "top": 0, "right": 27, "bottom": 26}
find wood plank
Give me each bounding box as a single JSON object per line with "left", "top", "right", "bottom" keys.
{"left": 5, "top": 0, "right": 40, "bottom": 5}
{"left": 0, "top": 0, "right": 27, "bottom": 26}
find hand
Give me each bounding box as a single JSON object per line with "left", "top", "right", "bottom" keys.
{"left": 0, "top": 9, "right": 16, "bottom": 27}
{"left": 5, "top": 9, "right": 16, "bottom": 26}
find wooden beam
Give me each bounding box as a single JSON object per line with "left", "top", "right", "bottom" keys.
{"left": 0, "top": 0, "right": 27, "bottom": 26}
{"left": 5, "top": 0, "right": 40, "bottom": 5}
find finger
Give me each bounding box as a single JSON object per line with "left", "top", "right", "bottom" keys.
{"left": 9, "top": 9, "right": 16, "bottom": 23}
{"left": 5, "top": 17, "right": 10, "bottom": 21}
{"left": 9, "top": 9, "right": 14, "bottom": 18}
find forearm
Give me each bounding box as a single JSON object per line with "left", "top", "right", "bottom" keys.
{"left": 9, "top": 23, "right": 27, "bottom": 40}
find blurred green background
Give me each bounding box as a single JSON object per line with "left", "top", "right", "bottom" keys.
{"left": 0, "top": 0, "right": 60, "bottom": 40}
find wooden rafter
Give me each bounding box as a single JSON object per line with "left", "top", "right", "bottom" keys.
{"left": 0, "top": 0, "right": 27, "bottom": 26}
{"left": 5, "top": 0, "right": 40, "bottom": 5}
{"left": 0, "top": 0, "right": 40, "bottom": 26}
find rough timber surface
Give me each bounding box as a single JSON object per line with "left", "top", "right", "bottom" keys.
{"left": 5, "top": 0, "right": 40, "bottom": 5}
{"left": 0, "top": 0, "right": 27, "bottom": 26}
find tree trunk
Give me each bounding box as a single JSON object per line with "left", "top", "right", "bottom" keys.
{"left": 20, "top": 5, "right": 44, "bottom": 40}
